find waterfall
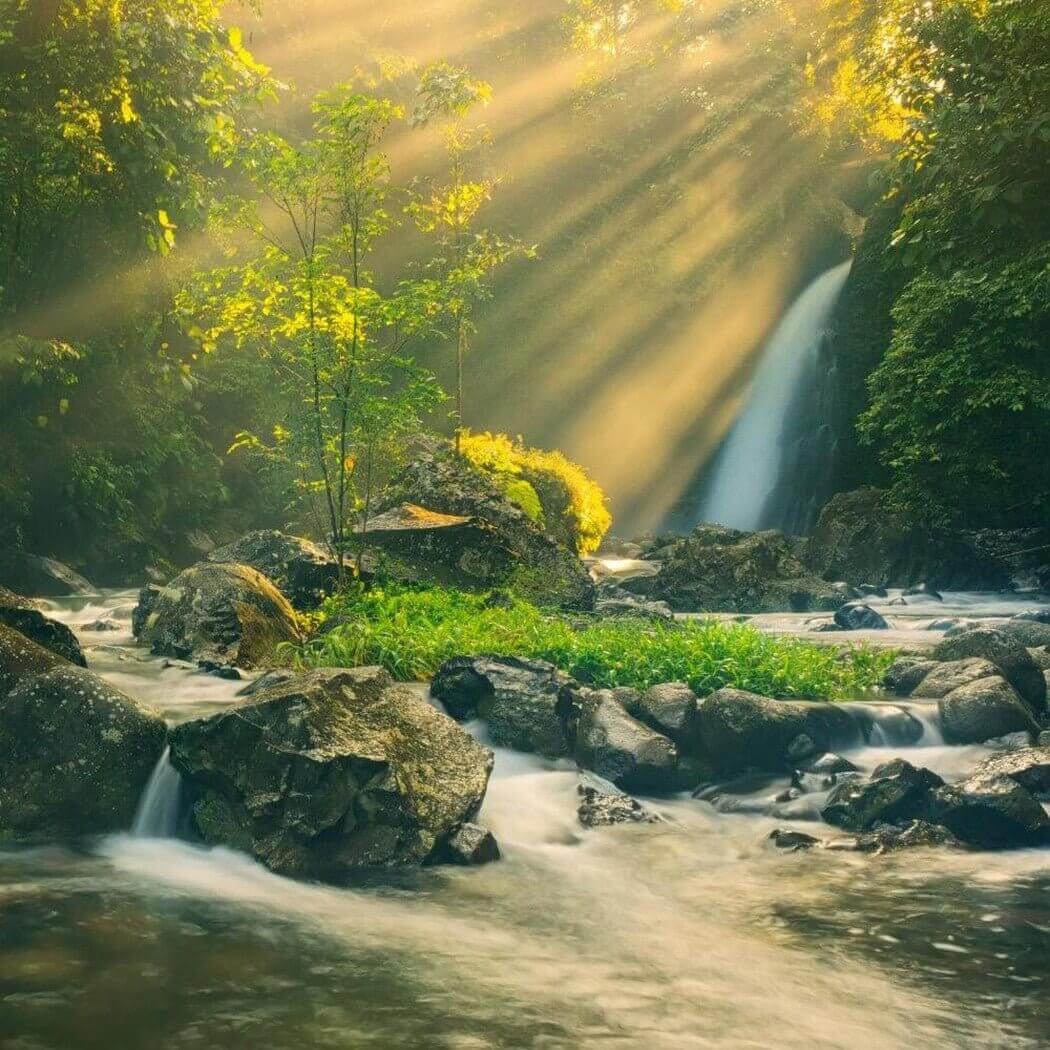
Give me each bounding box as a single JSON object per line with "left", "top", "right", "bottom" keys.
{"left": 696, "top": 260, "right": 852, "bottom": 532}
{"left": 132, "top": 746, "right": 182, "bottom": 838}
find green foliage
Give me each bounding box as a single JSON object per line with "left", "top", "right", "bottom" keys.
{"left": 460, "top": 430, "right": 612, "bottom": 554}
{"left": 858, "top": 247, "right": 1050, "bottom": 521}
{"left": 297, "top": 585, "right": 893, "bottom": 699}
{"left": 179, "top": 83, "right": 448, "bottom": 568}
{"left": 839, "top": 0, "right": 1050, "bottom": 524}
{"left": 0, "top": 0, "right": 273, "bottom": 315}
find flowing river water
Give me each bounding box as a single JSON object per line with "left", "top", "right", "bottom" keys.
{"left": 2, "top": 592, "right": 1049, "bottom": 1049}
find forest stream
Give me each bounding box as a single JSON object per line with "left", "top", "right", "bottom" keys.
{"left": 2, "top": 593, "right": 1047, "bottom": 1050}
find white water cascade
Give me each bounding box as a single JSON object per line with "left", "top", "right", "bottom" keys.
{"left": 132, "top": 746, "right": 183, "bottom": 838}
{"left": 697, "top": 260, "right": 852, "bottom": 531}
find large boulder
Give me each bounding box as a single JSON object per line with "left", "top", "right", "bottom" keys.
{"left": 0, "top": 552, "right": 94, "bottom": 597}
{"left": 933, "top": 627, "right": 1046, "bottom": 715}
{"left": 911, "top": 658, "right": 999, "bottom": 699}
{"left": 431, "top": 656, "right": 573, "bottom": 758}
{"left": 931, "top": 775, "right": 1050, "bottom": 849}
{"left": 623, "top": 681, "right": 697, "bottom": 744}
{"left": 0, "top": 666, "right": 167, "bottom": 842}
{"left": 169, "top": 668, "right": 494, "bottom": 878}
{"left": 0, "top": 622, "right": 69, "bottom": 699}
{"left": 0, "top": 586, "right": 84, "bottom": 665}
{"left": 970, "top": 747, "right": 1050, "bottom": 799}
{"left": 624, "top": 524, "right": 843, "bottom": 613}
{"left": 560, "top": 687, "right": 680, "bottom": 793}
{"left": 381, "top": 442, "right": 595, "bottom": 610}
{"left": 937, "top": 676, "right": 1036, "bottom": 744}
{"left": 882, "top": 656, "right": 938, "bottom": 696}
{"left": 804, "top": 488, "right": 1008, "bottom": 589}
{"left": 206, "top": 531, "right": 338, "bottom": 609}
{"left": 687, "top": 687, "right": 861, "bottom": 774}
{"left": 822, "top": 759, "right": 943, "bottom": 832}
{"left": 133, "top": 561, "right": 300, "bottom": 669}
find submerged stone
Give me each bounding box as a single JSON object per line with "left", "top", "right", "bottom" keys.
{"left": 577, "top": 772, "right": 658, "bottom": 828}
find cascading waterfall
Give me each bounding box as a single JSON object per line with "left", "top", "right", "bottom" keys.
{"left": 132, "top": 746, "right": 183, "bottom": 838}
{"left": 696, "top": 260, "right": 852, "bottom": 532}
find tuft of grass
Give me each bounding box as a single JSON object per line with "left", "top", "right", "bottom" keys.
{"left": 294, "top": 586, "right": 895, "bottom": 700}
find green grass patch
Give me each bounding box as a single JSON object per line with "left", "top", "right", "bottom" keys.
{"left": 294, "top": 586, "right": 894, "bottom": 700}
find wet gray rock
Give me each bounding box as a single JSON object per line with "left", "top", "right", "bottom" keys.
{"left": 0, "top": 665, "right": 167, "bottom": 842}
{"left": 170, "top": 668, "right": 494, "bottom": 878}
{"left": 0, "top": 552, "right": 94, "bottom": 597}
{"left": 688, "top": 688, "right": 860, "bottom": 774}
{"left": 927, "top": 618, "right": 961, "bottom": 631}
{"left": 803, "top": 752, "right": 859, "bottom": 776}
{"left": 561, "top": 687, "right": 680, "bottom": 793}
{"left": 431, "top": 656, "right": 573, "bottom": 758}
{"left": 882, "top": 657, "right": 938, "bottom": 697}
{"left": 858, "top": 585, "right": 888, "bottom": 598}
{"left": 854, "top": 820, "right": 960, "bottom": 853}
{"left": 834, "top": 603, "right": 888, "bottom": 630}
{"left": 970, "top": 747, "right": 1050, "bottom": 799}
{"left": 577, "top": 772, "right": 658, "bottom": 828}
{"left": 822, "top": 759, "right": 944, "bottom": 832}
{"left": 931, "top": 775, "right": 1050, "bottom": 849}
{"left": 133, "top": 561, "right": 300, "bottom": 669}
{"left": 622, "top": 681, "right": 697, "bottom": 744}
{"left": 903, "top": 583, "right": 942, "bottom": 600}
{"left": 427, "top": 822, "right": 501, "bottom": 866}
{"left": 207, "top": 530, "right": 339, "bottom": 609}
{"left": 938, "top": 676, "right": 1037, "bottom": 744}
{"left": 769, "top": 828, "right": 820, "bottom": 851}
{"left": 912, "top": 658, "right": 999, "bottom": 699}
{"left": 1012, "top": 609, "right": 1050, "bottom": 624}
{"left": 933, "top": 627, "right": 1046, "bottom": 714}
{"left": 0, "top": 586, "right": 85, "bottom": 666}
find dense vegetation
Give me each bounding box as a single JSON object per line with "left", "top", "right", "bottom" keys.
{"left": 819, "top": 0, "right": 1050, "bottom": 526}
{"left": 1, "top": 0, "right": 1046, "bottom": 573}
{"left": 297, "top": 585, "right": 893, "bottom": 699}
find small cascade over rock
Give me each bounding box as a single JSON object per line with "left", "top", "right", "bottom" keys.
{"left": 696, "top": 260, "right": 852, "bottom": 533}
{"left": 132, "top": 746, "right": 182, "bottom": 839}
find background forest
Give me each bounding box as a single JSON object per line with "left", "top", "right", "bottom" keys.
{"left": 0, "top": 0, "right": 1047, "bottom": 582}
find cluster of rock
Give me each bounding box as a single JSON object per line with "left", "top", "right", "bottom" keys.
{"left": 430, "top": 656, "right": 873, "bottom": 823}
{"left": 883, "top": 626, "right": 1046, "bottom": 743}
{"left": 0, "top": 592, "right": 499, "bottom": 876}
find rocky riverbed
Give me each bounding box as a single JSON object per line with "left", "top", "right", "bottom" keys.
{"left": 0, "top": 591, "right": 1048, "bottom": 1048}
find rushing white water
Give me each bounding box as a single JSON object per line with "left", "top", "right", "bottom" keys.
{"left": 131, "top": 746, "right": 183, "bottom": 839}
{"left": 699, "top": 260, "right": 852, "bottom": 531}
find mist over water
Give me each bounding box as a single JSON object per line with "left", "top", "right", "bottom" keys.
{"left": 697, "top": 260, "right": 852, "bottom": 532}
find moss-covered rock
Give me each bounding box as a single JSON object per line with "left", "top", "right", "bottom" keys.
{"left": 133, "top": 561, "right": 299, "bottom": 668}
{"left": 0, "top": 665, "right": 167, "bottom": 842}
{"left": 206, "top": 530, "right": 339, "bottom": 609}
{"left": 169, "top": 668, "right": 494, "bottom": 879}
{"left": 381, "top": 440, "right": 595, "bottom": 610}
